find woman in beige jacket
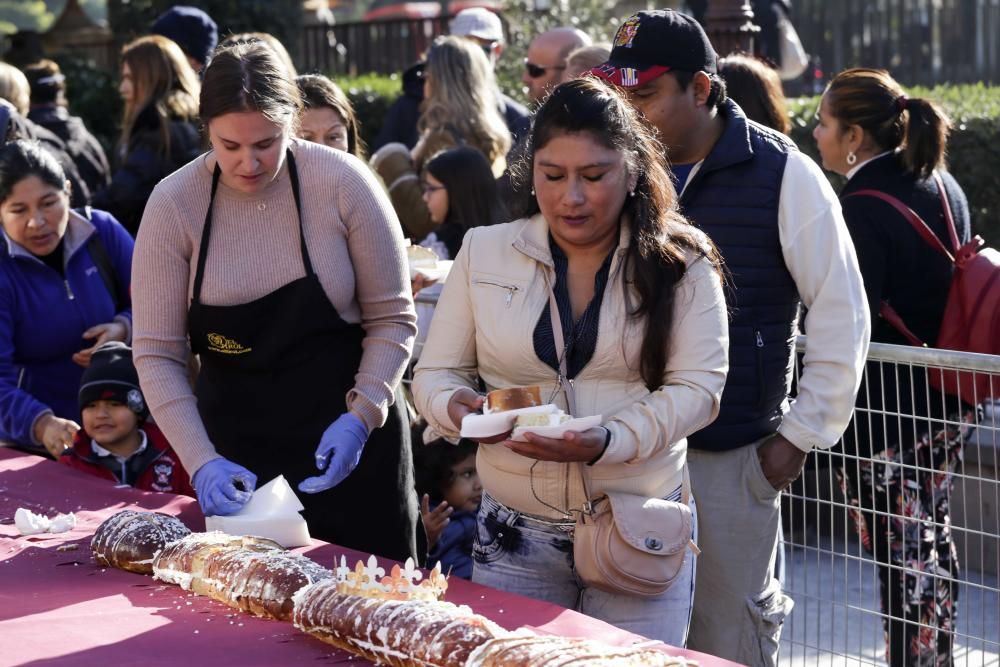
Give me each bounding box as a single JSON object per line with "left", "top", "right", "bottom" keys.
{"left": 412, "top": 79, "right": 728, "bottom": 645}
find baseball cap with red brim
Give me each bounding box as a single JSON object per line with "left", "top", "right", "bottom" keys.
{"left": 590, "top": 10, "right": 718, "bottom": 89}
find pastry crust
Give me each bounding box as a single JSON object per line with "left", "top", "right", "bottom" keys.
{"left": 466, "top": 635, "right": 695, "bottom": 666}
{"left": 292, "top": 580, "right": 505, "bottom": 667}
{"left": 90, "top": 510, "right": 191, "bottom": 575}
{"left": 153, "top": 531, "right": 330, "bottom": 620}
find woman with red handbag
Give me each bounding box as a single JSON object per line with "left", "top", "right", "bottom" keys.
{"left": 814, "top": 67, "right": 976, "bottom": 667}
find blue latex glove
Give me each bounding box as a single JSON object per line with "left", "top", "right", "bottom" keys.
{"left": 192, "top": 458, "right": 257, "bottom": 517}
{"left": 298, "top": 412, "right": 369, "bottom": 494}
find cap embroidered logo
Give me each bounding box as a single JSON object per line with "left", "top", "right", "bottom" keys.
{"left": 615, "top": 16, "right": 641, "bottom": 48}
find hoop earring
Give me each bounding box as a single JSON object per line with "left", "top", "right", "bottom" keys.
{"left": 846, "top": 151, "right": 857, "bottom": 166}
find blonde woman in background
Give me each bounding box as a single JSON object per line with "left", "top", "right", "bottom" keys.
{"left": 91, "top": 35, "right": 201, "bottom": 235}
{"left": 373, "top": 36, "right": 511, "bottom": 241}
{"left": 414, "top": 36, "right": 511, "bottom": 175}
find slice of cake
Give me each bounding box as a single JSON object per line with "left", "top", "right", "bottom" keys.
{"left": 484, "top": 386, "right": 542, "bottom": 413}
{"left": 514, "top": 412, "right": 572, "bottom": 428}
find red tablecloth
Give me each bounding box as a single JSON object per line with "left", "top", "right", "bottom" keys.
{"left": 0, "top": 449, "right": 741, "bottom": 667}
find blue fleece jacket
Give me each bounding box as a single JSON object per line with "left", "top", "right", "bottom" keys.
{"left": 0, "top": 208, "right": 133, "bottom": 448}
{"left": 427, "top": 509, "right": 476, "bottom": 579}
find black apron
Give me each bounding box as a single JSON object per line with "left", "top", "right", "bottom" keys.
{"left": 188, "top": 151, "right": 417, "bottom": 561}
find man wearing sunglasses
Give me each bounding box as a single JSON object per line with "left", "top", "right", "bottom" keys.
{"left": 520, "top": 27, "right": 591, "bottom": 104}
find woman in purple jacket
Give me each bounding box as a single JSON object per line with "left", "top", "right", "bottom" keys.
{"left": 0, "top": 140, "right": 133, "bottom": 458}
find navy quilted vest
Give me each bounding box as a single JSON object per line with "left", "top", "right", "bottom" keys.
{"left": 682, "top": 101, "right": 800, "bottom": 451}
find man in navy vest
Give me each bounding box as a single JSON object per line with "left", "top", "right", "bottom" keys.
{"left": 592, "top": 11, "right": 870, "bottom": 666}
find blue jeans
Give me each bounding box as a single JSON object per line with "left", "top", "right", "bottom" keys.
{"left": 471, "top": 491, "right": 697, "bottom": 647}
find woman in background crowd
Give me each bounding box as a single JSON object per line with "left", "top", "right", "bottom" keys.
{"left": 295, "top": 74, "right": 365, "bottom": 159}
{"left": 372, "top": 36, "right": 510, "bottom": 241}
{"left": 719, "top": 53, "right": 791, "bottom": 135}
{"left": 0, "top": 140, "right": 133, "bottom": 457}
{"left": 814, "top": 67, "right": 973, "bottom": 667}
{"left": 412, "top": 146, "right": 506, "bottom": 360}
{"left": 413, "top": 78, "right": 728, "bottom": 645}
{"left": 132, "top": 42, "right": 419, "bottom": 561}
{"left": 24, "top": 59, "right": 111, "bottom": 196}
{"left": 92, "top": 35, "right": 201, "bottom": 236}
{"left": 0, "top": 63, "right": 91, "bottom": 207}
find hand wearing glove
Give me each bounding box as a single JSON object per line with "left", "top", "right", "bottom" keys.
{"left": 192, "top": 458, "right": 257, "bottom": 516}
{"left": 298, "top": 412, "right": 369, "bottom": 494}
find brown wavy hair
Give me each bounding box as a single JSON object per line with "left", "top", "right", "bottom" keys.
{"left": 119, "top": 35, "right": 200, "bottom": 160}
{"left": 418, "top": 36, "right": 510, "bottom": 168}
{"left": 824, "top": 68, "right": 951, "bottom": 179}
{"left": 296, "top": 74, "right": 365, "bottom": 159}
{"left": 515, "top": 77, "right": 724, "bottom": 391}
{"left": 719, "top": 54, "right": 790, "bottom": 135}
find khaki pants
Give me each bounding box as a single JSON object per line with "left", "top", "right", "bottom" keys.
{"left": 686, "top": 442, "right": 794, "bottom": 667}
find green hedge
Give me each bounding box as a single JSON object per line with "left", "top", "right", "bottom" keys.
{"left": 339, "top": 76, "right": 1000, "bottom": 245}
{"left": 62, "top": 60, "right": 1000, "bottom": 246}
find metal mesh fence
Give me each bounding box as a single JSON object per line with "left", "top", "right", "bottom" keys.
{"left": 780, "top": 340, "right": 1000, "bottom": 667}
{"left": 407, "top": 292, "right": 999, "bottom": 665}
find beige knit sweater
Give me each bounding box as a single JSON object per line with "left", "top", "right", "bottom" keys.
{"left": 132, "top": 139, "right": 416, "bottom": 475}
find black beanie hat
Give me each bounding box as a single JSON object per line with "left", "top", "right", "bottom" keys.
{"left": 78, "top": 342, "right": 149, "bottom": 421}
{"left": 151, "top": 5, "right": 219, "bottom": 68}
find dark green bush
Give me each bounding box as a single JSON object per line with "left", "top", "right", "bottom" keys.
{"left": 55, "top": 54, "right": 121, "bottom": 156}
{"left": 789, "top": 84, "right": 1000, "bottom": 246}
{"left": 335, "top": 73, "right": 401, "bottom": 150}
{"left": 57, "top": 52, "right": 1000, "bottom": 246}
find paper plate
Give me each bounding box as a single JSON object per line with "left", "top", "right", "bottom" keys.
{"left": 410, "top": 260, "right": 454, "bottom": 283}
{"left": 510, "top": 415, "right": 603, "bottom": 442}
{"left": 461, "top": 404, "right": 558, "bottom": 439}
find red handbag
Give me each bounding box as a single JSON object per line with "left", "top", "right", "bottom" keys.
{"left": 850, "top": 173, "right": 1000, "bottom": 404}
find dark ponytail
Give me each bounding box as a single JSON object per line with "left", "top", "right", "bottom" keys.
{"left": 899, "top": 96, "right": 950, "bottom": 180}
{"left": 825, "top": 68, "right": 950, "bottom": 179}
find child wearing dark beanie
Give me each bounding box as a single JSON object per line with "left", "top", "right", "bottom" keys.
{"left": 59, "top": 342, "right": 194, "bottom": 496}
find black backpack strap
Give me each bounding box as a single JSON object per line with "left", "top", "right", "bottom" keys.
{"left": 78, "top": 208, "right": 126, "bottom": 313}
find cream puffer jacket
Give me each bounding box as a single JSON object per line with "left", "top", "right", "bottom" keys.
{"left": 412, "top": 214, "right": 729, "bottom": 520}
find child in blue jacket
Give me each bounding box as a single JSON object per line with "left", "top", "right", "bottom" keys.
{"left": 0, "top": 140, "right": 133, "bottom": 457}
{"left": 413, "top": 426, "right": 481, "bottom": 579}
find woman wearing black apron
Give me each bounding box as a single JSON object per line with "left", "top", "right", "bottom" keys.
{"left": 132, "top": 41, "right": 419, "bottom": 561}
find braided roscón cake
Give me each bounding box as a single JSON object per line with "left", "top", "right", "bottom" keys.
{"left": 152, "top": 531, "right": 332, "bottom": 621}
{"left": 90, "top": 510, "right": 191, "bottom": 574}
{"left": 292, "top": 579, "right": 506, "bottom": 667}
{"left": 466, "top": 635, "right": 695, "bottom": 666}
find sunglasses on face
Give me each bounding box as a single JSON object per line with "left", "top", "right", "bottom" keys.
{"left": 524, "top": 59, "right": 566, "bottom": 78}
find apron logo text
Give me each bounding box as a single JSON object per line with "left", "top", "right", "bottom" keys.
{"left": 206, "top": 333, "right": 252, "bottom": 355}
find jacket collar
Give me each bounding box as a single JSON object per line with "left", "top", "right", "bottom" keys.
{"left": 511, "top": 212, "right": 633, "bottom": 269}
{"left": 680, "top": 100, "right": 755, "bottom": 203}
{"left": 3, "top": 208, "right": 96, "bottom": 264}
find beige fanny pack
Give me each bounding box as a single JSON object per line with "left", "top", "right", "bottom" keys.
{"left": 545, "top": 286, "right": 697, "bottom": 597}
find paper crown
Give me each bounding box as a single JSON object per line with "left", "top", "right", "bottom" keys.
{"left": 334, "top": 555, "right": 449, "bottom": 602}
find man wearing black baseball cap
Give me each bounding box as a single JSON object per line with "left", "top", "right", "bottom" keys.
{"left": 593, "top": 11, "right": 870, "bottom": 665}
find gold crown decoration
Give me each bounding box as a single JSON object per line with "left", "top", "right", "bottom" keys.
{"left": 333, "top": 554, "right": 449, "bottom": 601}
